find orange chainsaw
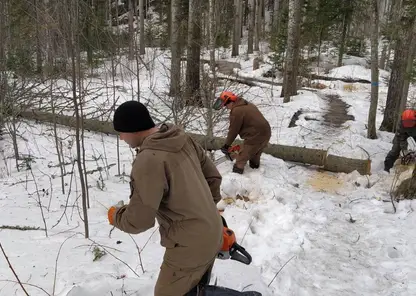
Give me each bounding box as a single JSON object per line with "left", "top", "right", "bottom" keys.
{"left": 217, "top": 216, "right": 252, "bottom": 265}
{"left": 214, "top": 145, "right": 241, "bottom": 166}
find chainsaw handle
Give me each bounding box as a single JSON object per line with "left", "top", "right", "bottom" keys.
{"left": 230, "top": 243, "right": 252, "bottom": 265}
{"left": 228, "top": 145, "right": 240, "bottom": 153}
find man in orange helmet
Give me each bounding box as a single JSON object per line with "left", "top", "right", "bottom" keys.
{"left": 384, "top": 109, "right": 416, "bottom": 172}
{"left": 213, "top": 91, "right": 271, "bottom": 174}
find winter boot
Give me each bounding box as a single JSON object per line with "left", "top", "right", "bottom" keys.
{"left": 249, "top": 161, "right": 259, "bottom": 169}
{"left": 232, "top": 165, "right": 244, "bottom": 174}
{"left": 200, "top": 285, "right": 262, "bottom": 295}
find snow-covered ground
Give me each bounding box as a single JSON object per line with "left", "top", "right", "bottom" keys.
{"left": 1, "top": 46, "right": 416, "bottom": 296}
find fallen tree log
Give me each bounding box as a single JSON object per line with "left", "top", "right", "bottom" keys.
{"left": 18, "top": 109, "right": 371, "bottom": 175}
{"left": 308, "top": 74, "right": 371, "bottom": 84}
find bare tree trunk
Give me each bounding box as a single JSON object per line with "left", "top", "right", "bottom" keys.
{"left": 232, "top": 0, "right": 241, "bottom": 56}
{"left": 69, "top": 0, "right": 89, "bottom": 238}
{"left": 367, "top": 0, "right": 379, "bottom": 139}
{"left": 379, "top": 43, "right": 388, "bottom": 69}
{"left": 379, "top": 0, "right": 393, "bottom": 69}
{"left": 34, "top": 0, "right": 43, "bottom": 74}
{"left": 254, "top": 0, "right": 261, "bottom": 51}
{"left": 209, "top": 0, "right": 216, "bottom": 73}
{"left": 128, "top": 0, "right": 135, "bottom": 60}
{"left": 282, "top": 0, "right": 303, "bottom": 102}
{"left": 380, "top": 2, "right": 416, "bottom": 132}
{"left": 272, "top": 0, "right": 281, "bottom": 34}
{"left": 0, "top": 0, "right": 7, "bottom": 130}
{"left": 399, "top": 23, "right": 416, "bottom": 114}
{"left": 169, "top": 0, "right": 181, "bottom": 97}
{"left": 139, "top": 0, "right": 145, "bottom": 55}
{"left": 185, "top": 0, "right": 202, "bottom": 106}
{"left": 337, "top": 8, "right": 348, "bottom": 67}
{"left": 247, "top": 0, "right": 255, "bottom": 54}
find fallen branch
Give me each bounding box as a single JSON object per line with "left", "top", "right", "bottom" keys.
{"left": 1, "top": 225, "right": 45, "bottom": 231}
{"left": 52, "top": 234, "right": 77, "bottom": 296}
{"left": 0, "top": 243, "right": 30, "bottom": 296}
{"left": 87, "top": 238, "right": 141, "bottom": 278}
{"left": 0, "top": 280, "right": 51, "bottom": 296}
{"left": 267, "top": 255, "right": 296, "bottom": 287}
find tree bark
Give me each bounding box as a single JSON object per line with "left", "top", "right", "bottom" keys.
{"left": 367, "top": 0, "right": 379, "bottom": 139}
{"left": 209, "top": 0, "right": 216, "bottom": 73}
{"left": 379, "top": 3, "right": 416, "bottom": 132}
{"left": 185, "top": 0, "right": 202, "bottom": 106}
{"left": 254, "top": 0, "right": 261, "bottom": 51}
{"left": 232, "top": 0, "right": 241, "bottom": 56}
{"left": 169, "top": 0, "right": 182, "bottom": 97}
{"left": 247, "top": 0, "right": 255, "bottom": 54}
{"left": 282, "top": 0, "right": 303, "bottom": 102}
{"left": 139, "top": 0, "right": 145, "bottom": 55}
{"left": 68, "top": 0, "right": 89, "bottom": 239}
{"left": 0, "top": 0, "right": 7, "bottom": 131}
{"left": 128, "top": 0, "right": 135, "bottom": 60}
{"left": 399, "top": 22, "right": 416, "bottom": 116}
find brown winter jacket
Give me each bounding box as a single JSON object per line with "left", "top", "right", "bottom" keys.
{"left": 225, "top": 98, "right": 271, "bottom": 146}
{"left": 113, "top": 123, "right": 223, "bottom": 267}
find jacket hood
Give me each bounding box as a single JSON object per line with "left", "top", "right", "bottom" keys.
{"left": 140, "top": 123, "right": 187, "bottom": 153}
{"left": 233, "top": 98, "right": 248, "bottom": 108}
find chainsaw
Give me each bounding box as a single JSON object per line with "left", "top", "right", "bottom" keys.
{"left": 217, "top": 216, "right": 252, "bottom": 265}
{"left": 214, "top": 145, "right": 241, "bottom": 166}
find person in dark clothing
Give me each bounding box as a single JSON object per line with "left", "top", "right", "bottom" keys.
{"left": 213, "top": 91, "right": 271, "bottom": 174}
{"left": 384, "top": 109, "right": 416, "bottom": 172}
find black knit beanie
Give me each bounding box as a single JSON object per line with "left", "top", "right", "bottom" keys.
{"left": 113, "top": 101, "right": 156, "bottom": 133}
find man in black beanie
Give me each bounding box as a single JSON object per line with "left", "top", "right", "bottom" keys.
{"left": 108, "top": 100, "right": 224, "bottom": 296}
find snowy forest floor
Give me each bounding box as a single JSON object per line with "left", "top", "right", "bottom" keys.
{"left": 1, "top": 46, "right": 416, "bottom": 296}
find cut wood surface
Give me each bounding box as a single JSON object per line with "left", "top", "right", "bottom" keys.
{"left": 18, "top": 109, "right": 372, "bottom": 175}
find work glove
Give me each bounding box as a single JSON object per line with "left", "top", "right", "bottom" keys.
{"left": 402, "top": 151, "right": 416, "bottom": 165}
{"left": 220, "top": 144, "right": 231, "bottom": 155}
{"left": 108, "top": 200, "right": 124, "bottom": 225}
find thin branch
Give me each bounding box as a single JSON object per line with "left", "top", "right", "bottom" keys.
{"left": 267, "top": 255, "right": 296, "bottom": 287}
{"left": 140, "top": 226, "right": 160, "bottom": 254}
{"left": 0, "top": 243, "right": 30, "bottom": 295}
{"left": 0, "top": 280, "right": 51, "bottom": 296}
{"left": 128, "top": 234, "right": 145, "bottom": 274}
{"left": 52, "top": 234, "right": 77, "bottom": 295}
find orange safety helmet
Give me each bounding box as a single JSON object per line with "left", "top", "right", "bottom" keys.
{"left": 401, "top": 109, "right": 416, "bottom": 128}
{"left": 213, "top": 91, "right": 238, "bottom": 110}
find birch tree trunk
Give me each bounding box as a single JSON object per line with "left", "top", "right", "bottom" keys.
{"left": 282, "top": 0, "right": 303, "bottom": 102}
{"left": 367, "top": 0, "right": 379, "bottom": 139}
